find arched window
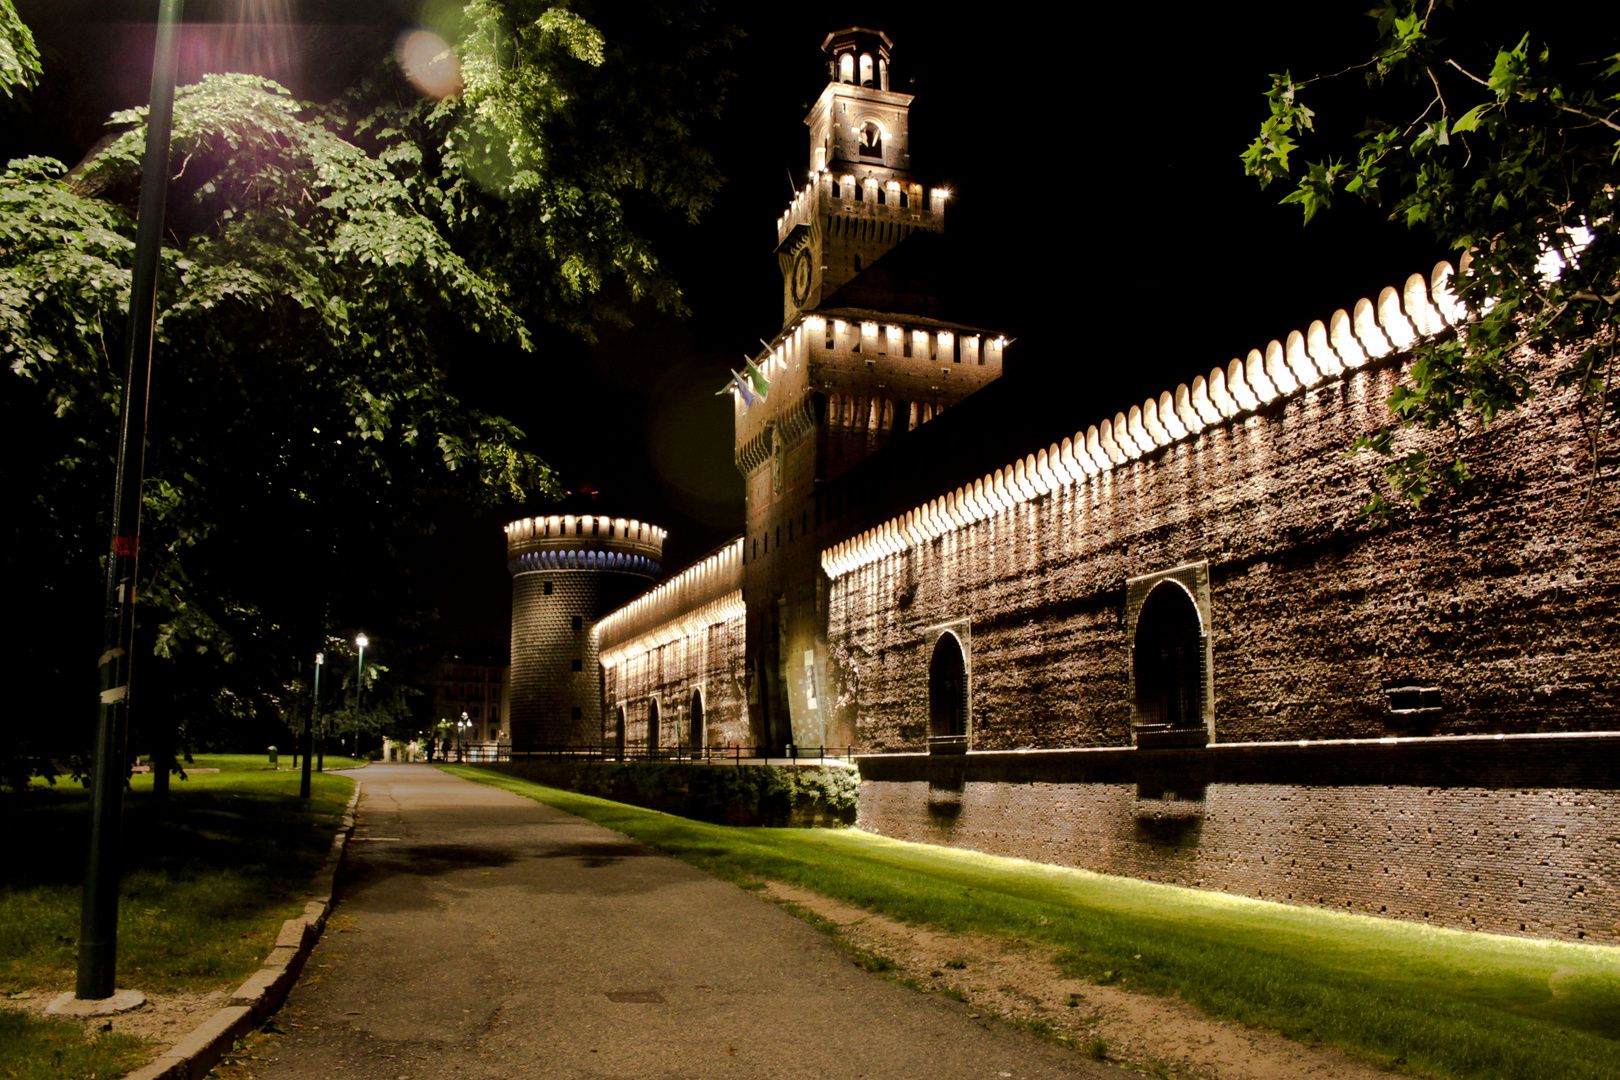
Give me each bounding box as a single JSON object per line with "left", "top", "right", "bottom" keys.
{"left": 929, "top": 633, "right": 968, "bottom": 738}
{"left": 859, "top": 120, "right": 883, "bottom": 159}
{"left": 839, "top": 53, "right": 854, "bottom": 84}
{"left": 859, "top": 52, "right": 874, "bottom": 87}
{"left": 690, "top": 689, "right": 704, "bottom": 751}
{"left": 1133, "top": 581, "right": 1204, "bottom": 731}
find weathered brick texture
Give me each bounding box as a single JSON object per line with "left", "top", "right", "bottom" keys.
{"left": 603, "top": 614, "right": 749, "bottom": 752}
{"left": 509, "top": 572, "right": 641, "bottom": 747}
{"left": 856, "top": 737, "right": 1620, "bottom": 944}
{"left": 829, "top": 360, "right": 1620, "bottom": 752}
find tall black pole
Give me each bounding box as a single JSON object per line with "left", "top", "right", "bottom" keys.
{"left": 78, "top": 0, "right": 185, "bottom": 1002}
{"left": 301, "top": 653, "right": 320, "bottom": 799}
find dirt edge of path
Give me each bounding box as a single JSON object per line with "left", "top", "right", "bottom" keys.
{"left": 758, "top": 881, "right": 1404, "bottom": 1080}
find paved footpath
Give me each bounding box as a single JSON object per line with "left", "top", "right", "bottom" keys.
{"left": 251, "top": 764, "right": 1128, "bottom": 1080}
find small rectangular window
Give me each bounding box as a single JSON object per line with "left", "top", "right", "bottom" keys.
{"left": 571, "top": 706, "right": 583, "bottom": 720}
{"left": 544, "top": 581, "right": 554, "bottom": 596}
{"left": 571, "top": 615, "right": 583, "bottom": 631}
{"left": 1387, "top": 685, "right": 1443, "bottom": 714}
{"left": 571, "top": 659, "right": 583, "bottom": 672}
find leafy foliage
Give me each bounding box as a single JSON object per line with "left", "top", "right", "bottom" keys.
{"left": 1241, "top": 2, "right": 1620, "bottom": 515}
{"left": 2, "top": 75, "right": 557, "bottom": 780}
{"left": 0, "top": 0, "right": 39, "bottom": 101}
{"left": 2, "top": 3, "right": 735, "bottom": 783}
{"left": 331, "top": 0, "right": 735, "bottom": 337}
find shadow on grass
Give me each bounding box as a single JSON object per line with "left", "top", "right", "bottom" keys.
{"left": 0, "top": 770, "right": 352, "bottom": 993}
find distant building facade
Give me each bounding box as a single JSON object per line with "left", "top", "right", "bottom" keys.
{"left": 506, "top": 28, "right": 1620, "bottom": 944}
{"left": 431, "top": 658, "right": 511, "bottom": 744}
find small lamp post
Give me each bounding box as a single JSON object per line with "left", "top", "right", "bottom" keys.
{"left": 458, "top": 712, "right": 469, "bottom": 762}
{"left": 303, "top": 652, "right": 321, "bottom": 795}
{"left": 352, "top": 634, "right": 368, "bottom": 759}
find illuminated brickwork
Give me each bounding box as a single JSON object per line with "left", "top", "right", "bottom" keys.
{"left": 856, "top": 740, "right": 1620, "bottom": 944}
{"left": 598, "top": 541, "right": 749, "bottom": 753}
{"left": 506, "top": 27, "right": 1620, "bottom": 943}
{"left": 506, "top": 515, "right": 663, "bottom": 749}
{"left": 826, "top": 356, "right": 1620, "bottom": 752}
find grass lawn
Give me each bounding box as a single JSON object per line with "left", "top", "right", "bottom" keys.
{"left": 450, "top": 765, "right": 1620, "bottom": 1080}
{"left": 0, "top": 755, "right": 355, "bottom": 1079}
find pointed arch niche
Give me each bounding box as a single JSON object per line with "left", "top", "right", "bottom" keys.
{"left": 1126, "top": 563, "right": 1213, "bottom": 747}
{"left": 927, "top": 627, "right": 970, "bottom": 753}
{"left": 690, "top": 688, "right": 705, "bottom": 752}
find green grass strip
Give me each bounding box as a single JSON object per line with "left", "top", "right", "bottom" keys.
{"left": 449, "top": 765, "right": 1620, "bottom": 1080}
{"left": 1, "top": 758, "right": 353, "bottom": 1078}
{"left": 0, "top": 1008, "right": 149, "bottom": 1080}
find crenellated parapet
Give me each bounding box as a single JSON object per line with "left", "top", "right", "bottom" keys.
{"left": 776, "top": 174, "right": 946, "bottom": 247}
{"left": 597, "top": 538, "right": 745, "bottom": 665}
{"left": 822, "top": 261, "right": 1466, "bottom": 578}
{"left": 506, "top": 514, "right": 665, "bottom": 579}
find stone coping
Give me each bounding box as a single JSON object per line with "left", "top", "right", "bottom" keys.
{"left": 119, "top": 782, "right": 361, "bottom": 1080}
{"left": 855, "top": 730, "right": 1620, "bottom": 789}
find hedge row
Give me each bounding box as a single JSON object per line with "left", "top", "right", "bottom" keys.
{"left": 475, "top": 761, "right": 859, "bottom": 827}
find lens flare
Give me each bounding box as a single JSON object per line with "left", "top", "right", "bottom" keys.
{"left": 396, "top": 29, "right": 461, "bottom": 99}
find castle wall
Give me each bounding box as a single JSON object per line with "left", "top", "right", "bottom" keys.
{"left": 603, "top": 613, "right": 749, "bottom": 752}
{"left": 825, "top": 263, "right": 1620, "bottom": 942}
{"left": 599, "top": 540, "right": 750, "bottom": 752}
{"left": 828, "top": 358, "right": 1620, "bottom": 750}
{"left": 855, "top": 739, "right": 1620, "bottom": 945}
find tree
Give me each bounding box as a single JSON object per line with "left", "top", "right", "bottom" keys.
{"left": 0, "top": 0, "right": 735, "bottom": 784}
{"left": 1241, "top": 1, "right": 1619, "bottom": 515}
{"left": 332, "top": 0, "right": 735, "bottom": 338}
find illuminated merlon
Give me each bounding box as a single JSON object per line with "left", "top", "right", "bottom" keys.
{"left": 820, "top": 262, "right": 1466, "bottom": 579}
{"left": 596, "top": 539, "right": 745, "bottom": 666}
{"left": 506, "top": 514, "right": 666, "bottom": 579}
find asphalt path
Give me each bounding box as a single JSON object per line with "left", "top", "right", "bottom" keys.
{"left": 249, "top": 763, "right": 1127, "bottom": 1080}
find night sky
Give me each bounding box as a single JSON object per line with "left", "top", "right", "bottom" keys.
{"left": 8, "top": 1, "right": 1449, "bottom": 658}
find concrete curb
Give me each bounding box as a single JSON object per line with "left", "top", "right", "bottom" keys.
{"left": 121, "top": 784, "right": 362, "bottom": 1080}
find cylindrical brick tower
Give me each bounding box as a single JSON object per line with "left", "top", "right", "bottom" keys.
{"left": 506, "top": 513, "right": 665, "bottom": 749}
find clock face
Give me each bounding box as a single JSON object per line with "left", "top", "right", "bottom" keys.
{"left": 791, "top": 249, "right": 812, "bottom": 305}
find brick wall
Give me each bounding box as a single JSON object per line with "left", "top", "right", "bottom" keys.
{"left": 510, "top": 571, "right": 644, "bottom": 748}
{"left": 603, "top": 612, "right": 749, "bottom": 751}
{"left": 855, "top": 736, "right": 1620, "bottom": 943}
{"left": 829, "top": 358, "right": 1620, "bottom": 753}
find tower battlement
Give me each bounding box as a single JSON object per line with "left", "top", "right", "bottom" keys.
{"left": 776, "top": 175, "right": 947, "bottom": 248}
{"left": 506, "top": 514, "right": 664, "bottom": 578}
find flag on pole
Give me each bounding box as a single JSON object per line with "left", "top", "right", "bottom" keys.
{"left": 744, "top": 357, "right": 771, "bottom": 400}
{"left": 716, "top": 369, "right": 757, "bottom": 407}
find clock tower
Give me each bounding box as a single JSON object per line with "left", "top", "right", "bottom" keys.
{"left": 776, "top": 28, "right": 945, "bottom": 326}
{"left": 736, "top": 28, "right": 1007, "bottom": 750}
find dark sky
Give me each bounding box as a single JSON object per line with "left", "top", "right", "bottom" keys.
{"left": 9, "top": 1, "right": 1454, "bottom": 657}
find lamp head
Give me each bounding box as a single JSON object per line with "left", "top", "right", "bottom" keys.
{"left": 355, "top": 634, "right": 369, "bottom": 649}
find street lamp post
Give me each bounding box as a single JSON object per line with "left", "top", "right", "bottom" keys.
{"left": 77, "top": 0, "right": 185, "bottom": 1004}
{"left": 302, "top": 652, "right": 321, "bottom": 798}
{"left": 353, "top": 634, "right": 367, "bottom": 759}
{"left": 458, "top": 712, "right": 469, "bottom": 762}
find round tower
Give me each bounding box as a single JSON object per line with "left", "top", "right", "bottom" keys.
{"left": 506, "top": 513, "right": 665, "bottom": 749}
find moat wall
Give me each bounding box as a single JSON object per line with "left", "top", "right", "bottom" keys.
{"left": 856, "top": 737, "right": 1620, "bottom": 944}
